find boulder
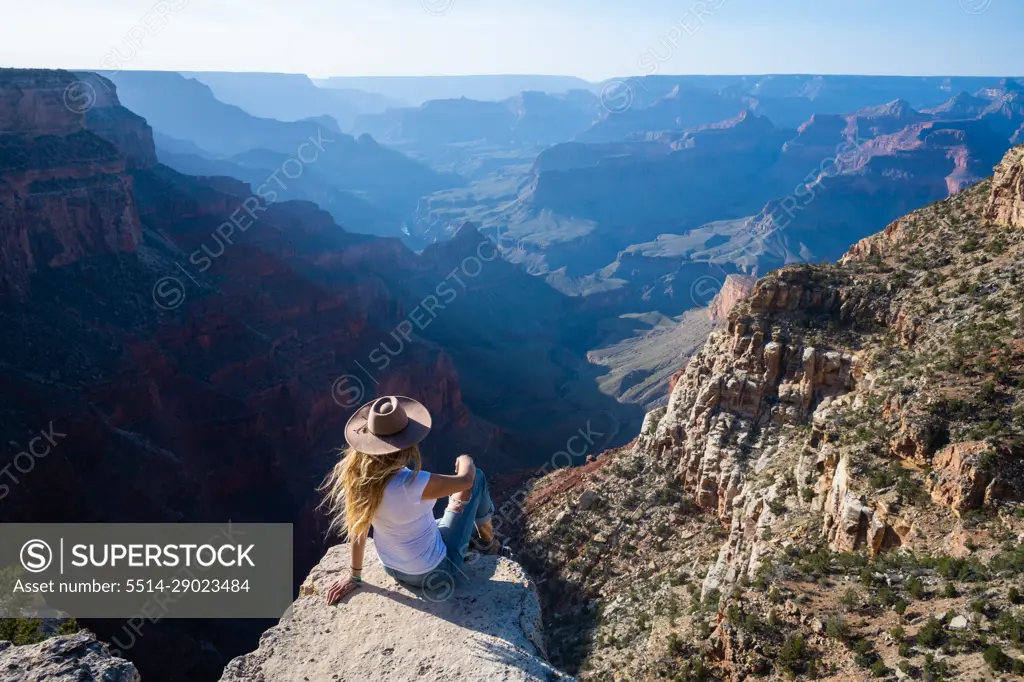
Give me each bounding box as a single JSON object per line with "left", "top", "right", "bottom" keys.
{"left": 578, "top": 490, "right": 601, "bottom": 511}
{"left": 0, "top": 631, "right": 139, "bottom": 681}
{"left": 220, "top": 540, "right": 572, "bottom": 682}
{"left": 948, "top": 615, "right": 968, "bottom": 630}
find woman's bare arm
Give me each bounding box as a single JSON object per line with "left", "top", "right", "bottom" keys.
{"left": 421, "top": 455, "right": 476, "bottom": 501}
{"left": 326, "top": 534, "right": 367, "bottom": 605}
{"left": 349, "top": 534, "right": 366, "bottom": 573}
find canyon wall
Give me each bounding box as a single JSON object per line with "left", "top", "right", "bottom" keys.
{"left": 517, "top": 147, "right": 1024, "bottom": 680}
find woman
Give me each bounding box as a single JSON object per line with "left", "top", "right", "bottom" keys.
{"left": 320, "top": 395, "right": 495, "bottom": 605}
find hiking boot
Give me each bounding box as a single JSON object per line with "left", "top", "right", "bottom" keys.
{"left": 471, "top": 520, "right": 499, "bottom": 554}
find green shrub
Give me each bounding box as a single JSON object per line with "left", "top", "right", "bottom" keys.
{"left": 853, "top": 639, "right": 877, "bottom": 668}
{"left": 701, "top": 588, "right": 721, "bottom": 613}
{"left": 777, "top": 634, "right": 807, "bottom": 676}
{"left": 905, "top": 576, "right": 924, "bottom": 599}
{"left": 876, "top": 586, "right": 899, "bottom": 608}
{"left": 667, "top": 632, "right": 684, "bottom": 656}
{"left": 57, "top": 618, "right": 80, "bottom": 636}
{"left": 922, "top": 653, "right": 949, "bottom": 682}
{"left": 917, "top": 616, "right": 943, "bottom": 648}
{"left": 0, "top": 619, "right": 45, "bottom": 645}
{"left": 826, "top": 617, "right": 849, "bottom": 640}
{"left": 983, "top": 645, "right": 1009, "bottom": 671}
{"left": 995, "top": 610, "right": 1023, "bottom": 645}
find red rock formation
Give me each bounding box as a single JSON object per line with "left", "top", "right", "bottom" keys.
{"left": 0, "top": 70, "right": 142, "bottom": 299}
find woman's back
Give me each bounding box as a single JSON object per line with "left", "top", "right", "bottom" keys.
{"left": 372, "top": 468, "right": 446, "bottom": 575}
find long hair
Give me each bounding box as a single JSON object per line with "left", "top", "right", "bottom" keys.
{"left": 319, "top": 445, "right": 422, "bottom": 540}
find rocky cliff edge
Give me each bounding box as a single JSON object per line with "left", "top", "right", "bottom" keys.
{"left": 220, "top": 539, "right": 572, "bottom": 682}
{"left": 0, "top": 630, "right": 140, "bottom": 681}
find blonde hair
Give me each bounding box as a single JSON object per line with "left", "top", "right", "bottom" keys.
{"left": 319, "top": 445, "right": 422, "bottom": 540}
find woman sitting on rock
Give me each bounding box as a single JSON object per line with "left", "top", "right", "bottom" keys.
{"left": 321, "top": 395, "right": 495, "bottom": 605}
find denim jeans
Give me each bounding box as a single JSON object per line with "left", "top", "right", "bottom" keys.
{"left": 384, "top": 468, "right": 493, "bottom": 589}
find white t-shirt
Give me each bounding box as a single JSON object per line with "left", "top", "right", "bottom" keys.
{"left": 371, "top": 468, "right": 447, "bottom": 575}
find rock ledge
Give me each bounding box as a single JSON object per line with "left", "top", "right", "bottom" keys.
{"left": 220, "top": 539, "right": 572, "bottom": 681}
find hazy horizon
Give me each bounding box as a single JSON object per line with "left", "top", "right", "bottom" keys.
{"left": 67, "top": 70, "right": 1024, "bottom": 82}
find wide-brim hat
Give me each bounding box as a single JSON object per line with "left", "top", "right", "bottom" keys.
{"left": 344, "top": 396, "right": 432, "bottom": 456}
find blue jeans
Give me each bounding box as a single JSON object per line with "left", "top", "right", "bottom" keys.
{"left": 384, "top": 468, "right": 493, "bottom": 589}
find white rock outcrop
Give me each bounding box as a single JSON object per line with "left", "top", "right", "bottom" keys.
{"left": 220, "top": 539, "right": 572, "bottom": 682}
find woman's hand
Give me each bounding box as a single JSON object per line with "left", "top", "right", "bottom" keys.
{"left": 455, "top": 455, "right": 474, "bottom": 474}
{"left": 326, "top": 576, "right": 360, "bottom": 605}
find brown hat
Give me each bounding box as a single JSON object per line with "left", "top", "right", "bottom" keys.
{"left": 344, "top": 396, "right": 432, "bottom": 456}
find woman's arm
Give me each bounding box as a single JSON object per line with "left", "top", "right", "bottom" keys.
{"left": 421, "top": 455, "right": 476, "bottom": 501}
{"left": 326, "top": 534, "right": 367, "bottom": 605}
{"left": 349, "top": 534, "right": 366, "bottom": 577}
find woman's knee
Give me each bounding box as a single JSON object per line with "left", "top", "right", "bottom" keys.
{"left": 473, "top": 468, "right": 487, "bottom": 492}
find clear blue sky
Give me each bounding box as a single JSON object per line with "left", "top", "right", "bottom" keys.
{"left": 2, "top": 0, "right": 1021, "bottom": 80}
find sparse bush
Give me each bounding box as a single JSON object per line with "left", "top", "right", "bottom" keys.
{"left": 701, "top": 588, "right": 720, "bottom": 614}
{"left": 667, "top": 632, "right": 684, "bottom": 656}
{"left": 983, "top": 645, "right": 1009, "bottom": 671}
{"left": 853, "top": 638, "right": 877, "bottom": 668}
{"left": 826, "top": 616, "right": 849, "bottom": 640}
{"left": 917, "top": 616, "right": 943, "bottom": 648}
{"left": 777, "top": 633, "right": 807, "bottom": 676}
{"left": 995, "top": 610, "right": 1023, "bottom": 645}
{"left": 0, "top": 618, "right": 44, "bottom": 645}
{"left": 875, "top": 586, "right": 898, "bottom": 608}
{"left": 922, "top": 653, "right": 949, "bottom": 682}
